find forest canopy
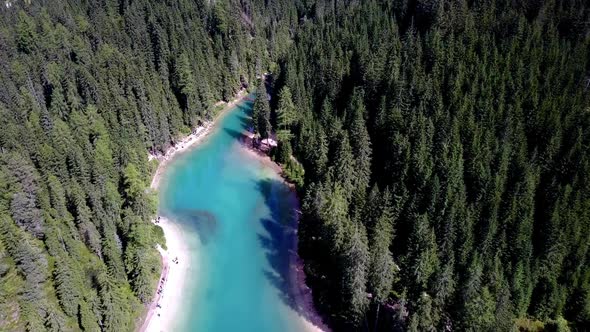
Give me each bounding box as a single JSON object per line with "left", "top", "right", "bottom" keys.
{"left": 0, "top": 0, "right": 283, "bottom": 330}
{"left": 270, "top": 1, "right": 590, "bottom": 331}
{"left": 1, "top": 0, "right": 589, "bottom": 331}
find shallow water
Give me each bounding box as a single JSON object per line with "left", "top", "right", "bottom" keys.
{"left": 159, "top": 98, "right": 320, "bottom": 332}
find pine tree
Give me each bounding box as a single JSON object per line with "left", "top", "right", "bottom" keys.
{"left": 408, "top": 292, "right": 437, "bottom": 332}
{"left": 333, "top": 133, "right": 355, "bottom": 200}
{"left": 175, "top": 53, "right": 197, "bottom": 121}
{"left": 16, "top": 11, "right": 37, "bottom": 53}
{"left": 341, "top": 223, "right": 370, "bottom": 327}
{"left": 367, "top": 191, "right": 397, "bottom": 330}
{"left": 309, "top": 125, "right": 329, "bottom": 182}
{"left": 276, "top": 86, "right": 296, "bottom": 141}
{"left": 253, "top": 80, "right": 271, "bottom": 138}
{"left": 408, "top": 214, "right": 439, "bottom": 290}
{"left": 348, "top": 90, "right": 372, "bottom": 203}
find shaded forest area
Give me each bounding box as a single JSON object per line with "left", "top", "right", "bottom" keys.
{"left": 266, "top": 0, "right": 590, "bottom": 331}
{"left": 1, "top": 0, "right": 590, "bottom": 331}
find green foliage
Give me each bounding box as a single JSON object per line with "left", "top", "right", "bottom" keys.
{"left": 367, "top": 191, "right": 397, "bottom": 302}
{"left": 276, "top": 140, "right": 292, "bottom": 164}
{"left": 124, "top": 213, "right": 161, "bottom": 304}
{"left": 284, "top": 0, "right": 590, "bottom": 330}
{"left": 282, "top": 155, "right": 304, "bottom": 188}
{"left": 408, "top": 214, "right": 439, "bottom": 289}
{"left": 545, "top": 316, "right": 571, "bottom": 332}
{"left": 514, "top": 317, "right": 545, "bottom": 332}
{"left": 340, "top": 223, "right": 370, "bottom": 325}
{"left": 1, "top": 0, "right": 589, "bottom": 331}
{"left": 253, "top": 81, "right": 271, "bottom": 138}
{"left": 275, "top": 86, "right": 297, "bottom": 141}
{"left": 408, "top": 292, "right": 436, "bottom": 332}
{"left": 347, "top": 89, "right": 372, "bottom": 200}
{"left": 16, "top": 10, "right": 37, "bottom": 53}
{"left": 333, "top": 133, "right": 356, "bottom": 201}
{"left": 123, "top": 164, "right": 144, "bottom": 201}
{"left": 0, "top": 0, "right": 289, "bottom": 329}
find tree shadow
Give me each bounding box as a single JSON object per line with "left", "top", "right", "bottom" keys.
{"left": 236, "top": 100, "right": 254, "bottom": 114}
{"left": 223, "top": 127, "right": 247, "bottom": 141}
{"left": 221, "top": 101, "right": 253, "bottom": 142}
{"left": 237, "top": 114, "right": 251, "bottom": 128}
{"left": 235, "top": 101, "right": 253, "bottom": 126}
{"left": 255, "top": 178, "right": 329, "bottom": 330}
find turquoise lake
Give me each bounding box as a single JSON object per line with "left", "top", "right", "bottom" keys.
{"left": 158, "top": 98, "right": 324, "bottom": 332}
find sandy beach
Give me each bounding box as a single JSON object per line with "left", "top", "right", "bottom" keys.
{"left": 139, "top": 217, "right": 191, "bottom": 332}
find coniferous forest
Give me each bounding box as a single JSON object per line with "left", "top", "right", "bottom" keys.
{"left": 1, "top": 0, "right": 589, "bottom": 331}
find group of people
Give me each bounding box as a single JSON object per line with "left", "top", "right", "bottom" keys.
{"left": 155, "top": 274, "right": 166, "bottom": 317}
{"left": 154, "top": 254, "right": 180, "bottom": 319}
{"left": 151, "top": 216, "right": 181, "bottom": 321}
{"left": 157, "top": 275, "right": 166, "bottom": 296}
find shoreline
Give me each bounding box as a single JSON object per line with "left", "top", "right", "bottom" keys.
{"left": 139, "top": 217, "right": 191, "bottom": 332}
{"left": 235, "top": 135, "right": 329, "bottom": 332}
{"left": 149, "top": 89, "right": 248, "bottom": 190}
{"left": 139, "top": 90, "right": 247, "bottom": 332}
{"left": 140, "top": 88, "right": 328, "bottom": 332}
{"left": 235, "top": 128, "right": 283, "bottom": 174}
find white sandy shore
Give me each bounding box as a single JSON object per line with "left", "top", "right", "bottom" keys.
{"left": 140, "top": 217, "right": 191, "bottom": 332}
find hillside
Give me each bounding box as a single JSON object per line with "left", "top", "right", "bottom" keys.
{"left": 0, "top": 0, "right": 290, "bottom": 330}
{"left": 1, "top": 0, "right": 589, "bottom": 331}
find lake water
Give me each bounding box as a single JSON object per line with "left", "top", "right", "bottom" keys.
{"left": 158, "top": 98, "right": 323, "bottom": 332}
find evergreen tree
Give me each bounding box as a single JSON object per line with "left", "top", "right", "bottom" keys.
{"left": 348, "top": 90, "right": 372, "bottom": 205}
{"left": 1, "top": 0, "right": 590, "bottom": 330}
{"left": 253, "top": 81, "right": 271, "bottom": 138}
{"left": 276, "top": 86, "right": 296, "bottom": 141}
{"left": 341, "top": 223, "right": 370, "bottom": 327}
{"left": 367, "top": 191, "right": 397, "bottom": 330}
